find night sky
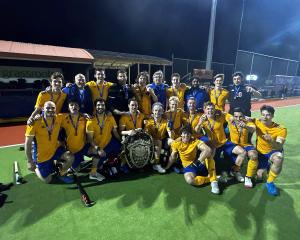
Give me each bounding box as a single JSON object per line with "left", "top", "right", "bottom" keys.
{"left": 1, "top": 0, "right": 300, "bottom": 63}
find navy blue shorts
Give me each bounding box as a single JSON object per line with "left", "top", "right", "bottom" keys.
{"left": 36, "top": 146, "right": 66, "bottom": 178}
{"left": 244, "top": 145, "right": 255, "bottom": 152}
{"left": 215, "top": 141, "right": 236, "bottom": 163}
{"left": 73, "top": 144, "right": 92, "bottom": 168}
{"left": 184, "top": 162, "right": 209, "bottom": 176}
{"left": 98, "top": 137, "right": 121, "bottom": 167}
{"left": 257, "top": 150, "right": 281, "bottom": 170}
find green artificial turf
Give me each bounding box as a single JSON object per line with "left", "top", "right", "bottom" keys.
{"left": 0, "top": 105, "right": 300, "bottom": 240}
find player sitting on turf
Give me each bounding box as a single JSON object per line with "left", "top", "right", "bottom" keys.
{"left": 25, "top": 101, "right": 74, "bottom": 183}
{"left": 226, "top": 107, "right": 258, "bottom": 188}
{"left": 165, "top": 125, "right": 220, "bottom": 194}
{"left": 253, "top": 105, "right": 287, "bottom": 196}
{"left": 145, "top": 102, "right": 174, "bottom": 173}
{"left": 86, "top": 98, "right": 121, "bottom": 181}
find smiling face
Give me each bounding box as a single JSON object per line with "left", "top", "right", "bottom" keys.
{"left": 153, "top": 72, "right": 163, "bottom": 85}
{"left": 171, "top": 76, "right": 180, "bottom": 88}
{"left": 128, "top": 100, "right": 138, "bottom": 113}
{"left": 94, "top": 70, "right": 105, "bottom": 82}
{"left": 117, "top": 72, "right": 127, "bottom": 85}
{"left": 187, "top": 98, "right": 196, "bottom": 113}
{"left": 204, "top": 104, "right": 215, "bottom": 117}
{"left": 260, "top": 110, "right": 274, "bottom": 124}
{"left": 152, "top": 104, "right": 164, "bottom": 119}
{"left": 51, "top": 78, "right": 63, "bottom": 91}
{"left": 169, "top": 99, "right": 178, "bottom": 112}
{"left": 233, "top": 75, "right": 242, "bottom": 86}
{"left": 68, "top": 102, "right": 80, "bottom": 115}
{"left": 233, "top": 111, "right": 244, "bottom": 122}
{"left": 181, "top": 132, "right": 191, "bottom": 143}
{"left": 96, "top": 101, "right": 106, "bottom": 114}
{"left": 75, "top": 75, "right": 86, "bottom": 89}
{"left": 138, "top": 75, "right": 147, "bottom": 86}
{"left": 43, "top": 101, "right": 56, "bottom": 118}
{"left": 214, "top": 77, "right": 223, "bottom": 88}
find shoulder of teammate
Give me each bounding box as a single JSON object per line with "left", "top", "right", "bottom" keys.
{"left": 86, "top": 80, "right": 96, "bottom": 87}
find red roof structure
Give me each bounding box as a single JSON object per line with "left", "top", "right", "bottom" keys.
{"left": 0, "top": 40, "right": 94, "bottom": 64}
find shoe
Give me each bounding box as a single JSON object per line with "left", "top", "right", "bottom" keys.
{"left": 89, "top": 172, "right": 106, "bottom": 182}
{"left": 58, "top": 175, "right": 74, "bottom": 184}
{"left": 217, "top": 171, "right": 228, "bottom": 183}
{"left": 211, "top": 181, "right": 220, "bottom": 194}
{"left": 120, "top": 164, "right": 130, "bottom": 174}
{"left": 173, "top": 166, "right": 181, "bottom": 174}
{"left": 153, "top": 164, "right": 166, "bottom": 174}
{"left": 244, "top": 176, "right": 253, "bottom": 188}
{"left": 265, "top": 182, "right": 278, "bottom": 196}
{"left": 231, "top": 171, "right": 245, "bottom": 182}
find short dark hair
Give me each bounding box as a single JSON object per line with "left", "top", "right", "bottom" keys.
{"left": 233, "top": 107, "right": 245, "bottom": 114}
{"left": 117, "top": 69, "right": 127, "bottom": 75}
{"left": 135, "top": 71, "right": 149, "bottom": 83}
{"left": 68, "top": 99, "right": 80, "bottom": 106}
{"left": 128, "top": 97, "right": 138, "bottom": 105}
{"left": 180, "top": 125, "right": 193, "bottom": 135}
{"left": 94, "top": 98, "right": 105, "bottom": 107}
{"left": 171, "top": 73, "right": 180, "bottom": 79}
{"left": 50, "top": 72, "right": 64, "bottom": 81}
{"left": 232, "top": 71, "right": 244, "bottom": 79}
{"left": 260, "top": 105, "right": 275, "bottom": 115}
{"left": 203, "top": 101, "right": 215, "bottom": 109}
{"left": 94, "top": 68, "right": 105, "bottom": 74}
{"left": 213, "top": 73, "right": 224, "bottom": 81}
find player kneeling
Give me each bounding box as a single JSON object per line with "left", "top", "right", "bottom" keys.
{"left": 165, "top": 126, "right": 220, "bottom": 194}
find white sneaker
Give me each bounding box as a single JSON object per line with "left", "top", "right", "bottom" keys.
{"left": 153, "top": 164, "right": 166, "bottom": 174}
{"left": 89, "top": 172, "right": 106, "bottom": 182}
{"left": 244, "top": 176, "right": 253, "bottom": 188}
{"left": 211, "top": 181, "right": 220, "bottom": 194}
{"left": 231, "top": 171, "right": 245, "bottom": 182}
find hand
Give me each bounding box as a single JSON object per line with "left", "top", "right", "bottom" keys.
{"left": 199, "top": 114, "right": 207, "bottom": 124}
{"left": 66, "top": 82, "right": 72, "bottom": 87}
{"left": 238, "top": 121, "right": 247, "bottom": 128}
{"left": 129, "top": 129, "right": 136, "bottom": 136}
{"left": 27, "top": 161, "right": 36, "bottom": 172}
{"left": 262, "top": 132, "right": 272, "bottom": 142}
{"left": 113, "top": 109, "right": 122, "bottom": 115}
{"left": 246, "top": 86, "right": 254, "bottom": 93}
{"left": 98, "top": 149, "right": 106, "bottom": 158}
{"left": 83, "top": 113, "right": 92, "bottom": 120}
{"left": 27, "top": 117, "right": 34, "bottom": 125}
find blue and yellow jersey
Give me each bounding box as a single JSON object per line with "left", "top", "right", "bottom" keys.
{"left": 119, "top": 112, "right": 145, "bottom": 130}
{"left": 145, "top": 118, "right": 169, "bottom": 140}
{"left": 132, "top": 86, "right": 152, "bottom": 117}
{"left": 86, "top": 80, "right": 114, "bottom": 102}
{"left": 201, "top": 112, "right": 227, "bottom": 147}
{"left": 167, "top": 84, "right": 187, "bottom": 109}
{"left": 35, "top": 91, "right": 67, "bottom": 113}
{"left": 171, "top": 138, "right": 204, "bottom": 168}
{"left": 61, "top": 113, "right": 86, "bottom": 153}
{"left": 209, "top": 88, "right": 229, "bottom": 111}
{"left": 86, "top": 114, "right": 117, "bottom": 149}
{"left": 255, "top": 119, "right": 287, "bottom": 154}
{"left": 225, "top": 113, "right": 254, "bottom": 147}
{"left": 25, "top": 114, "right": 64, "bottom": 163}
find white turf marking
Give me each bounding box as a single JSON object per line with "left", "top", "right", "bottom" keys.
{"left": 0, "top": 143, "right": 24, "bottom": 149}
{"left": 277, "top": 182, "right": 300, "bottom": 186}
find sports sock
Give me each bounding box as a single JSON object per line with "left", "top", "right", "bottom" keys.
{"left": 246, "top": 159, "right": 258, "bottom": 177}
{"left": 232, "top": 164, "right": 240, "bottom": 172}
{"left": 194, "top": 176, "right": 210, "bottom": 186}
{"left": 267, "top": 170, "right": 278, "bottom": 183}
{"left": 205, "top": 158, "right": 217, "bottom": 182}
{"left": 90, "top": 167, "right": 97, "bottom": 174}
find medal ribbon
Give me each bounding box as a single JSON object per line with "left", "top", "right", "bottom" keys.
{"left": 96, "top": 113, "right": 106, "bottom": 134}
{"left": 42, "top": 114, "right": 55, "bottom": 140}
{"left": 69, "top": 114, "right": 80, "bottom": 136}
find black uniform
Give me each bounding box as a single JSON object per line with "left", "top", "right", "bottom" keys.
{"left": 228, "top": 84, "right": 252, "bottom": 116}
{"left": 107, "top": 84, "right": 134, "bottom": 121}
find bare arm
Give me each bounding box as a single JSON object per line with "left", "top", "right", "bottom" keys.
{"left": 25, "top": 136, "right": 36, "bottom": 171}
{"left": 165, "top": 151, "right": 178, "bottom": 170}
{"left": 197, "top": 142, "right": 212, "bottom": 163}
{"left": 27, "top": 107, "right": 42, "bottom": 125}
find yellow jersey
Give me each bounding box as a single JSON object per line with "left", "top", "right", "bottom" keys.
{"left": 61, "top": 113, "right": 86, "bottom": 153}
{"left": 201, "top": 112, "right": 227, "bottom": 147}
{"left": 171, "top": 138, "right": 204, "bottom": 168}
{"left": 255, "top": 119, "right": 287, "bottom": 154}
{"left": 25, "top": 114, "right": 64, "bottom": 163}
{"left": 35, "top": 91, "right": 67, "bottom": 113}
{"left": 225, "top": 114, "right": 254, "bottom": 147}
{"left": 164, "top": 108, "right": 185, "bottom": 138}
{"left": 132, "top": 86, "right": 152, "bottom": 117}
{"left": 86, "top": 114, "right": 117, "bottom": 149}
{"left": 185, "top": 112, "right": 203, "bottom": 139}
{"left": 119, "top": 112, "right": 144, "bottom": 130}
{"left": 167, "top": 84, "right": 187, "bottom": 109}
{"left": 86, "top": 80, "right": 114, "bottom": 102}
{"left": 209, "top": 88, "right": 229, "bottom": 111}
{"left": 145, "top": 118, "right": 169, "bottom": 140}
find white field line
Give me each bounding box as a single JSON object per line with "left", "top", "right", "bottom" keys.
{"left": 0, "top": 143, "right": 24, "bottom": 149}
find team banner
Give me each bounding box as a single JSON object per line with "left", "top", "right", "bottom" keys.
{"left": 0, "top": 66, "right": 61, "bottom": 83}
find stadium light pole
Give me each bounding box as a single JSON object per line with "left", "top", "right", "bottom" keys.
{"left": 205, "top": 0, "right": 218, "bottom": 70}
